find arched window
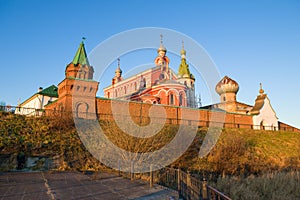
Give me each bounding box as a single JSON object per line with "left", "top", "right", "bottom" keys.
{"left": 169, "top": 93, "right": 174, "bottom": 105}
{"left": 143, "top": 78, "right": 146, "bottom": 88}
{"left": 179, "top": 93, "right": 183, "bottom": 106}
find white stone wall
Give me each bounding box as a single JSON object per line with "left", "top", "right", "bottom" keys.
{"left": 253, "top": 97, "right": 278, "bottom": 130}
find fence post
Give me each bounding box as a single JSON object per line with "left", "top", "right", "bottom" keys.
{"left": 202, "top": 178, "right": 208, "bottom": 200}
{"left": 177, "top": 168, "right": 182, "bottom": 198}
{"left": 131, "top": 161, "right": 134, "bottom": 181}
{"left": 150, "top": 164, "right": 153, "bottom": 188}
{"left": 187, "top": 171, "right": 191, "bottom": 200}
{"left": 118, "top": 159, "right": 121, "bottom": 176}
{"left": 177, "top": 169, "right": 181, "bottom": 194}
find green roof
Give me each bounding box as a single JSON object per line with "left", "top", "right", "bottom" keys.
{"left": 178, "top": 58, "right": 194, "bottom": 79}
{"left": 38, "top": 85, "right": 58, "bottom": 97}
{"left": 72, "top": 41, "right": 90, "bottom": 66}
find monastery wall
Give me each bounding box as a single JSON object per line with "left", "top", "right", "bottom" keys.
{"left": 278, "top": 122, "right": 300, "bottom": 133}
{"left": 95, "top": 98, "right": 253, "bottom": 128}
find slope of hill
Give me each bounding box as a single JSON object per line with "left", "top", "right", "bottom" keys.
{"left": 0, "top": 112, "right": 299, "bottom": 173}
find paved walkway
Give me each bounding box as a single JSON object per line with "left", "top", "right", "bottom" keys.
{"left": 0, "top": 171, "right": 178, "bottom": 200}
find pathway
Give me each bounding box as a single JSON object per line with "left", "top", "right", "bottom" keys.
{"left": 0, "top": 171, "right": 178, "bottom": 200}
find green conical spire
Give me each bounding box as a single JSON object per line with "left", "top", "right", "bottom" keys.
{"left": 178, "top": 58, "right": 191, "bottom": 77}
{"left": 72, "top": 39, "right": 90, "bottom": 66}
{"left": 178, "top": 42, "right": 193, "bottom": 79}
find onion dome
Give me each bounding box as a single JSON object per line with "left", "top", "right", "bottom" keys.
{"left": 259, "top": 83, "right": 264, "bottom": 94}
{"left": 157, "top": 34, "right": 167, "bottom": 53}
{"left": 157, "top": 44, "right": 167, "bottom": 53}
{"left": 215, "top": 76, "right": 239, "bottom": 95}
{"left": 115, "top": 58, "right": 122, "bottom": 77}
{"left": 115, "top": 66, "right": 122, "bottom": 74}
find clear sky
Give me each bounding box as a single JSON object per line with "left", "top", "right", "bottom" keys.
{"left": 0, "top": 0, "right": 299, "bottom": 128}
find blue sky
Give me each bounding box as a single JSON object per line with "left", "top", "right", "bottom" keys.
{"left": 0, "top": 0, "right": 299, "bottom": 128}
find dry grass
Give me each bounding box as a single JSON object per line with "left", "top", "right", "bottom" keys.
{"left": 211, "top": 171, "right": 300, "bottom": 200}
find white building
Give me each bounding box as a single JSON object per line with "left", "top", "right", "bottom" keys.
{"left": 15, "top": 85, "right": 58, "bottom": 116}
{"left": 250, "top": 84, "right": 278, "bottom": 130}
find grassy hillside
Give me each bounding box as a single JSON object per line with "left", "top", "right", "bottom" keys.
{"left": 0, "top": 112, "right": 299, "bottom": 173}
{"left": 177, "top": 127, "right": 300, "bottom": 175}
{"left": 0, "top": 112, "right": 104, "bottom": 171}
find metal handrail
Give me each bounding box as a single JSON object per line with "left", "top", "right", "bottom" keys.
{"left": 207, "top": 185, "right": 232, "bottom": 200}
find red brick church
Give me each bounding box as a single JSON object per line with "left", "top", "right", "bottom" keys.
{"left": 103, "top": 38, "right": 197, "bottom": 108}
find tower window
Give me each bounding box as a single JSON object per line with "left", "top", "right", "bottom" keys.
{"left": 223, "top": 96, "right": 226, "bottom": 101}
{"left": 179, "top": 93, "right": 183, "bottom": 106}
{"left": 170, "top": 94, "right": 174, "bottom": 105}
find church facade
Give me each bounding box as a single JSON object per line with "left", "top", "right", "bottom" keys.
{"left": 103, "top": 40, "right": 196, "bottom": 108}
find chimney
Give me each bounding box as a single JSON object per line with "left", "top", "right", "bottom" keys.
{"left": 38, "top": 87, "right": 43, "bottom": 92}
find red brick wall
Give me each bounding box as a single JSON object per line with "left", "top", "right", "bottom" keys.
{"left": 95, "top": 98, "right": 254, "bottom": 128}
{"left": 278, "top": 122, "right": 300, "bottom": 132}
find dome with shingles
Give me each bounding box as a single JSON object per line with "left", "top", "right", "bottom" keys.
{"left": 215, "top": 76, "right": 239, "bottom": 95}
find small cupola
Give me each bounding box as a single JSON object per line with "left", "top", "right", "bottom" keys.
{"left": 216, "top": 76, "right": 239, "bottom": 102}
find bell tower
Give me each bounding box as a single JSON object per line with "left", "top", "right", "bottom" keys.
{"left": 177, "top": 41, "right": 196, "bottom": 107}
{"left": 112, "top": 58, "right": 123, "bottom": 84}
{"left": 46, "top": 39, "right": 99, "bottom": 119}
{"left": 154, "top": 34, "right": 170, "bottom": 80}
